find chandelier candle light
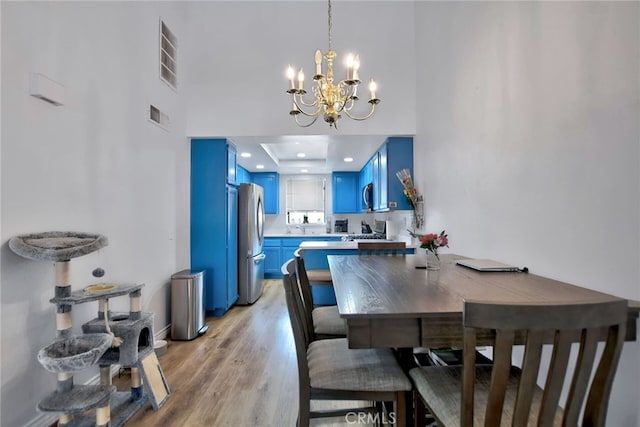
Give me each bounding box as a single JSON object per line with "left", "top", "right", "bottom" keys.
{"left": 286, "top": 0, "right": 380, "bottom": 128}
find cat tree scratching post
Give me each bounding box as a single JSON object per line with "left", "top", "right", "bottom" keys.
{"left": 9, "top": 231, "right": 169, "bottom": 426}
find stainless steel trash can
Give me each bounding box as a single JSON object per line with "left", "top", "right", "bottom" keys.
{"left": 171, "top": 270, "right": 208, "bottom": 340}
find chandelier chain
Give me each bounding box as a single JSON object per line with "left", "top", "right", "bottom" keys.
{"left": 327, "top": 0, "right": 332, "bottom": 52}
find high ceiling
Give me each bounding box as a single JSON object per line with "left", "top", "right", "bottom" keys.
{"left": 232, "top": 135, "right": 391, "bottom": 175}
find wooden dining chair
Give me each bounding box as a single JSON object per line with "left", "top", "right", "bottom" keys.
{"left": 293, "top": 249, "right": 345, "bottom": 340}
{"left": 357, "top": 241, "right": 406, "bottom": 256}
{"left": 297, "top": 248, "right": 333, "bottom": 286}
{"left": 409, "top": 299, "right": 628, "bottom": 426}
{"left": 281, "top": 259, "right": 412, "bottom": 426}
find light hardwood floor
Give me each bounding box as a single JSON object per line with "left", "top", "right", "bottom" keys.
{"left": 116, "top": 279, "right": 377, "bottom": 426}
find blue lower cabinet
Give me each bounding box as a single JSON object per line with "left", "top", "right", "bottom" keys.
{"left": 281, "top": 238, "right": 305, "bottom": 266}
{"left": 264, "top": 247, "right": 281, "bottom": 277}
{"left": 263, "top": 236, "right": 342, "bottom": 278}
{"left": 264, "top": 238, "right": 281, "bottom": 278}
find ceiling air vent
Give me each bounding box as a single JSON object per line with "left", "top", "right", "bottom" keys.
{"left": 149, "top": 104, "right": 170, "bottom": 130}
{"left": 159, "top": 20, "right": 177, "bottom": 89}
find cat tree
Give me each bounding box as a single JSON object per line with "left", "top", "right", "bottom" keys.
{"left": 9, "top": 231, "right": 169, "bottom": 426}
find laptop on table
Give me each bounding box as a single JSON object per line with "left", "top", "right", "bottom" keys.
{"left": 455, "top": 259, "right": 521, "bottom": 272}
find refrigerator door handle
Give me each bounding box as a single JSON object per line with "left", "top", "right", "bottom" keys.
{"left": 254, "top": 253, "right": 266, "bottom": 263}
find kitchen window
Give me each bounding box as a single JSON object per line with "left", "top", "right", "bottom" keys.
{"left": 286, "top": 177, "right": 325, "bottom": 224}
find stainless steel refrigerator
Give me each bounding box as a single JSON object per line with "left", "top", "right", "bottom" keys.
{"left": 237, "top": 183, "right": 266, "bottom": 305}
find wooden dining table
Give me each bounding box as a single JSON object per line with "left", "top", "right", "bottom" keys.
{"left": 328, "top": 253, "right": 639, "bottom": 349}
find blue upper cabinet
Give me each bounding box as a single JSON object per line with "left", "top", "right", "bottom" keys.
{"left": 237, "top": 165, "right": 250, "bottom": 184}
{"left": 252, "top": 172, "right": 279, "bottom": 214}
{"left": 371, "top": 151, "right": 381, "bottom": 211}
{"left": 382, "top": 137, "right": 413, "bottom": 210}
{"left": 227, "top": 143, "right": 237, "bottom": 185}
{"left": 332, "top": 172, "right": 359, "bottom": 213}
{"left": 359, "top": 157, "right": 374, "bottom": 212}
{"left": 360, "top": 136, "right": 413, "bottom": 212}
{"left": 377, "top": 144, "right": 389, "bottom": 210}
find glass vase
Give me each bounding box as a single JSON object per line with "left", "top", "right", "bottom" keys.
{"left": 426, "top": 251, "right": 440, "bottom": 270}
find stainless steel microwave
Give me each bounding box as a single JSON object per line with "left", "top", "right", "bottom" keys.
{"left": 362, "top": 183, "right": 373, "bottom": 211}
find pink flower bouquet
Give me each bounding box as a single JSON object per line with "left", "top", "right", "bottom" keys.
{"left": 416, "top": 230, "right": 449, "bottom": 259}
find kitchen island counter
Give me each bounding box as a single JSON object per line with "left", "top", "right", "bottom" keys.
{"left": 300, "top": 239, "right": 418, "bottom": 250}
{"left": 264, "top": 233, "right": 348, "bottom": 238}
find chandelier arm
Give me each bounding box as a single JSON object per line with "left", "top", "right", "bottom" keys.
{"left": 294, "top": 113, "right": 320, "bottom": 128}
{"left": 342, "top": 102, "right": 378, "bottom": 121}
{"left": 340, "top": 96, "right": 356, "bottom": 112}
{"left": 294, "top": 92, "right": 321, "bottom": 108}
{"left": 292, "top": 97, "right": 323, "bottom": 117}
{"left": 335, "top": 82, "right": 357, "bottom": 112}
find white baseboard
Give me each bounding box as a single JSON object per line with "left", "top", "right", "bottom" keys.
{"left": 156, "top": 323, "right": 171, "bottom": 340}
{"left": 24, "top": 325, "right": 171, "bottom": 427}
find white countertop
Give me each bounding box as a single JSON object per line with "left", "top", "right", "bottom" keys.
{"left": 264, "top": 233, "right": 348, "bottom": 238}
{"left": 299, "top": 239, "right": 418, "bottom": 250}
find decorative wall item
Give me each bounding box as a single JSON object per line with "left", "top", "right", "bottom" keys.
{"left": 396, "top": 168, "right": 424, "bottom": 229}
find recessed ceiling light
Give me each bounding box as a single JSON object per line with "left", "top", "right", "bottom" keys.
{"left": 301, "top": 169, "right": 308, "bottom": 173}
{"left": 344, "top": 157, "right": 354, "bottom": 162}
{"left": 297, "top": 153, "right": 306, "bottom": 158}
{"left": 240, "top": 152, "right": 251, "bottom": 158}
{"left": 256, "top": 164, "right": 265, "bottom": 169}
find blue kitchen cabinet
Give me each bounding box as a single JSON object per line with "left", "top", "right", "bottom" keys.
{"left": 252, "top": 172, "right": 279, "bottom": 214}
{"left": 362, "top": 158, "right": 373, "bottom": 187}
{"left": 371, "top": 151, "right": 381, "bottom": 211}
{"left": 332, "top": 172, "right": 359, "bottom": 214}
{"left": 280, "top": 236, "right": 340, "bottom": 305}
{"left": 263, "top": 238, "right": 282, "bottom": 278}
{"left": 377, "top": 144, "right": 388, "bottom": 210}
{"left": 359, "top": 158, "right": 373, "bottom": 189}
{"left": 237, "top": 165, "right": 250, "bottom": 184}
{"left": 190, "top": 138, "right": 239, "bottom": 316}
{"left": 382, "top": 137, "right": 413, "bottom": 210}
{"left": 361, "top": 137, "right": 413, "bottom": 212}
{"left": 227, "top": 143, "right": 237, "bottom": 185}
{"left": 263, "top": 236, "right": 341, "bottom": 279}
{"left": 359, "top": 157, "right": 374, "bottom": 212}
{"left": 280, "top": 237, "right": 305, "bottom": 267}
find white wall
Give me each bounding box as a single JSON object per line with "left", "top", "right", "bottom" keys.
{"left": 414, "top": 2, "right": 639, "bottom": 425}
{"left": 1, "top": 2, "right": 188, "bottom": 425}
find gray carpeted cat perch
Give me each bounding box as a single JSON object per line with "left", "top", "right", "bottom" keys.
{"left": 9, "top": 231, "right": 168, "bottom": 427}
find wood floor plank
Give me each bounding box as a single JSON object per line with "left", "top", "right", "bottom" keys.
{"left": 115, "top": 280, "right": 378, "bottom": 426}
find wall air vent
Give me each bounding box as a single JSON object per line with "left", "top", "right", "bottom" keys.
{"left": 159, "top": 20, "right": 177, "bottom": 89}
{"left": 149, "top": 104, "right": 170, "bottom": 130}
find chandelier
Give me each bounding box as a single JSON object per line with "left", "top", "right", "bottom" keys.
{"left": 285, "top": 0, "right": 380, "bottom": 128}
